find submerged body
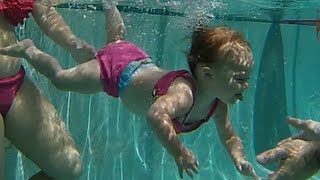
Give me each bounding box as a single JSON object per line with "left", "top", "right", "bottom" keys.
{"left": 95, "top": 41, "right": 220, "bottom": 132}
{"left": 0, "top": 4, "right": 257, "bottom": 179}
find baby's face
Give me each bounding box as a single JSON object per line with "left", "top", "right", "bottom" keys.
{"left": 214, "top": 51, "right": 254, "bottom": 104}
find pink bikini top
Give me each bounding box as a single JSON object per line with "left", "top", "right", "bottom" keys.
{"left": 152, "top": 70, "right": 219, "bottom": 134}
{"left": 0, "top": 0, "right": 35, "bottom": 26}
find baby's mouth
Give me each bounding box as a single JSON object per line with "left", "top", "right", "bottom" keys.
{"left": 235, "top": 93, "right": 243, "bottom": 101}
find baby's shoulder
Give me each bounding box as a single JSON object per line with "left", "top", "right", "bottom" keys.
{"left": 167, "top": 77, "right": 194, "bottom": 95}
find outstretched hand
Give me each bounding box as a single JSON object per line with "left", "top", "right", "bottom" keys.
{"left": 174, "top": 148, "right": 199, "bottom": 179}
{"left": 287, "top": 117, "right": 320, "bottom": 141}
{"left": 256, "top": 138, "right": 320, "bottom": 180}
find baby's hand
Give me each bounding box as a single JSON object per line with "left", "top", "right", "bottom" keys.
{"left": 174, "top": 147, "right": 199, "bottom": 179}
{"left": 235, "top": 158, "right": 258, "bottom": 178}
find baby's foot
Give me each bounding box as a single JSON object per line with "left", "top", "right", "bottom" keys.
{"left": 70, "top": 39, "right": 96, "bottom": 64}
{"left": 0, "top": 39, "right": 34, "bottom": 58}
{"left": 101, "top": 0, "right": 118, "bottom": 9}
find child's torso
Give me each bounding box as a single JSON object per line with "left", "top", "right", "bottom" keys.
{"left": 120, "top": 67, "right": 216, "bottom": 125}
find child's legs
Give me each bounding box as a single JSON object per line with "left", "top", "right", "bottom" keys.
{"left": 0, "top": 115, "right": 4, "bottom": 180}
{"left": 5, "top": 77, "right": 82, "bottom": 180}
{"left": 32, "top": 2, "right": 96, "bottom": 64}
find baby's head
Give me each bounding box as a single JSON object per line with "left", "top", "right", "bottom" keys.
{"left": 188, "top": 26, "right": 254, "bottom": 104}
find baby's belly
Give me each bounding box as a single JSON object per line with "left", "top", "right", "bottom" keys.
{"left": 120, "top": 89, "right": 154, "bottom": 117}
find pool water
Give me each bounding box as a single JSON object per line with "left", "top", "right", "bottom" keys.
{"left": 5, "top": 0, "right": 320, "bottom": 179}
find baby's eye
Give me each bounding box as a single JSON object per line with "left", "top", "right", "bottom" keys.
{"left": 235, "top": 77, "right": 249, "bottom": 83}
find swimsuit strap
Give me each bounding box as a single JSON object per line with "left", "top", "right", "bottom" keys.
{"left": 152, "top": 70, "right": 197, "bottom": 123}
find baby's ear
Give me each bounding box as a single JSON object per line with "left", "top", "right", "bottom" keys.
{"left": 200, "top": 66, "right": 214, "bottom": 79}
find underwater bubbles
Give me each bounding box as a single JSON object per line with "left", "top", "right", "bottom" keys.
{"left": 164, "top": 0, "right": 224, "bottom": 31}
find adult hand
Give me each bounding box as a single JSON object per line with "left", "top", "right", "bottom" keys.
{"left": 256, "top": 138, "right": 320, "bottom": 180}
{"left": 287, "top": 117, "right": 320, "bottom": 141}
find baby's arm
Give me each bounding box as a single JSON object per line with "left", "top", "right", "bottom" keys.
{"left": 104, "top": 4, "right": 125, "bottom": 44}
{"left": 31, "top": 1, "right": 96, "bottom": 64}
{"left": 147, "top": 83, "right": 198, "bottom": 178}
{"left": 213, "top": 101, "right": 256, "bottom": 177}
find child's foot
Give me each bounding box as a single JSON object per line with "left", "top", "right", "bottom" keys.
{"left": 101, "top": 0, "right": 118, "bottom": 9}
{"left": 0, "top": 39, "right": 34, "bottom": 58}
{"left": 70, "top": 39, "right": 96, "bottom": 64}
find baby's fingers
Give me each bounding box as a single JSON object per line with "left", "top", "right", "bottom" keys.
{"left": 190, "top": 164, "right": 199, "bottom": 174}
{"left": 185, "top": 168, "right": 194, "bottom": 178}
{"left": 178, "top": 166, "right": 183, "bottom": 179}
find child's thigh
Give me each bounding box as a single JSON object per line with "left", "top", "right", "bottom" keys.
{"left": 5, "top": 78, "right": 82, "bottom": 179}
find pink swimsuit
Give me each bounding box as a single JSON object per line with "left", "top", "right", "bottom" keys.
{"left": 96, "top": 41, "right": 150, "bottom": 97}
{"left": 153, "top": 70, "right": 219, "bottom": 134}
{"left": 0, "top": 66, "right": 25, "bottom": 118}
{"left": 0, "top": 0, "right": 35, "bottom": 26}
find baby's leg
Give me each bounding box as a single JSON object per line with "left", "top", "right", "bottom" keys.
{"left": 104, "top": 4, "right": 125, "bottom": 44}
{"left": 32, "top": 2, "right": 96, "bottom": 64}
{"left": 0, "top": 115, "right": 4, "bottom": 180}
{"left": 0, "top": 39, "right": 103, "bottom": 93}
{"left": 5, "top": 77, "right": 83, "bottom": 179}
